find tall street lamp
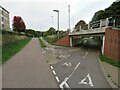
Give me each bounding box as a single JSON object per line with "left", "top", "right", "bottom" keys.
{"left": 53, "top": 10, "right": 59, "bottom": 40}
{"left": 68, "top": 5, "right": 70, "bottom": 32}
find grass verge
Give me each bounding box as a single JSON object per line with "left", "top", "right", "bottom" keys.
{"left": 43, "top": 35, "right": 58, "bottom": 45}
{"left": 99, "top": 54, "right": 120, "bottom": 68}
{"left": 43, "top": 34, "right": 65, "bottom": 45}
{"left": 2, "top": 37, "right": 32, "bottom": 64}
{"left": 39, "top": 38, "right": 46, "bottom": 48}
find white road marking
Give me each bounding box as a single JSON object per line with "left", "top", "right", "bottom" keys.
{"left": 60, "top": 62, "right": 81, "bottom": 89}
{"left": 85, "top": 52, "right": 88, "bottom": 55}
{"left": 50, "top": 66, "right": 53, "bottom": 69}
{"left": 68, "top": 55, "right": 71, "bottom": 57}
{"left": 79, "top": 74, "right": 94, "bottom": 87}
{"left": 63, "top": 62, "right": 72, "bottom": 67}
{"left": 52, "top": 70, "right": 56, "bottom": 75}
{"left": 59, "top": 77, "right": 70, "bottom": 89}
{"left": 55, "top": 76, "right": 60, "bottom": 82}
{"left": 52, "top": 52, "right": 55, "bottom": 53}
{"left": 83, "top": 56, "right": 85, "bottom": 58}
{"left": 83, "top": 52, "right": 88, "bottom": 59}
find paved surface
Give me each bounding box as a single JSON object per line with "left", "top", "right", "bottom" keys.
{"left": 51, "top": 47, "right": 112, "bottom": 88}
{"left": 40, "top": 37, "right": 112, "bottom": 88}
{"left": 2, "top": 38, "right": 58, "bottom": 88}
{"left": 101, "top": 61, "right": 120, "bottom": 88}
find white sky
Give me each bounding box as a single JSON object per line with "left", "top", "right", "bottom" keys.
{"left": 1, "top": 0, "right": 115, "bottom": 31}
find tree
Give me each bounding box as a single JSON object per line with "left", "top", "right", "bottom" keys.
{"left": 25, "top": 29, "right": 35, "bottom": 37}
{"left": 91, "top": 10, "right": 108, "bottom": 21}
{"left": 75, "top": 20, "right": 88, "bottom": 31}
{"left": 91, "top": 1, "right": 120, "bottom": 23}
{"left": 47, "top": 27, "right": 56, "bottom": 35}
{"left": 13, "top": 16, "right": 26, "bottom": 32}
{"left": 43, "top": 27, "right": 56, "bottom": 37}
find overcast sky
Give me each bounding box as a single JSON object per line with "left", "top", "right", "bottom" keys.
{"left": 1, "top": 0, "right": 115, "bottom": 31}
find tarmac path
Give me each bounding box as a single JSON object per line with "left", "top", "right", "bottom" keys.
{"left": 2, "top": 38, "right": 58, "bottom": 88}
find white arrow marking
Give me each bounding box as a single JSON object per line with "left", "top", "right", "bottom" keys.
{"left": 79, "top": 74, "right": 94, "bottom": 87}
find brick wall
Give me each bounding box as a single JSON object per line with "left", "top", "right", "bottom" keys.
{"left": 54, "top": 34, "right": 70, "bottom": 46}
{"left": 104, "top": 28, "right": 120, "bottom": 62}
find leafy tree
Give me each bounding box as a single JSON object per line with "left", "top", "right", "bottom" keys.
{"left": 43, "top": 27, "right": 56, "bottom": 37}
{"left": 34, "top": 31, "right": 41, "bottom": 37}
{"left": 47, "top": 27, "right": 56, "bottom": 35}
{"left": 13, "top": 16, "right": 26, "bottom": 32}
{"left": 25, "top": 29, "right": 35, "bottom": 37}
{"left": 75, "top": 20, "right": 88, "bottom": 31}
{"left": 43, "top": 31, "right": 48, "bottom": 37}
{"left": 91, "top": 10, "right": 108, "bottom": 21}
{"left": 91, "top": 1, "right": 120, "bottom": 23}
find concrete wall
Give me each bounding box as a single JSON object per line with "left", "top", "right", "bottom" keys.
{"left": 0, "top": 6, "right": 10, "bottom": 31}
{"left": 54, "top": 34, "right": 70, "bottom": 46}
{"left": 104, "top": 28, "right": 120, "bottom": 62}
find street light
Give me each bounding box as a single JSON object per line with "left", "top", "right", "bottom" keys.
{"left": 68, "top": 5, "right": 70, "bottom": 32}
{"left": 53, "top": 9, "right": 59, "bottom": 40}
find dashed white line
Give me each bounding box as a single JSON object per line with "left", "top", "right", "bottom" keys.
{"left": 85, "top": 52, "right": 88, "bottom": 55}
{"left": 50, "top": 66, "right": 53, "bottom": 69}
{"left": 83, "top": 56, "right": 85, "bottom": 58}
{"left": 50, "top": 65, "right": 60, "bottom": 83}
{"left": 52, "top": 70, "right": 56, "bottom": 75}
{"left": 55, "top": 76, "right": 60, "bottom": 82}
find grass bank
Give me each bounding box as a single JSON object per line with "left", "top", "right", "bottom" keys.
{"left": 99, "top": 55, "right": 120, "bottom": 68}
{"left": 43, "top": 35, "right": 65, "bottom": 45}
{"left": 2, "top": 37, "right": 32, "bottom": 64}
{"left": 43, "top": 35, "right": 58, "bottom": 45}
{"left": 39, "top": 38, "right": 46, "bottom": 48}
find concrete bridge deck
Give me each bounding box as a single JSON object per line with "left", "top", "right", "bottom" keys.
{"left": 69, "top": 27, "right": 106, "bottom": 36}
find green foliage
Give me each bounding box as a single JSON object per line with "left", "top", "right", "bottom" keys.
{"left": 25, "top": 29, "right": 35, "bottom": 37}
{"left": 2, "top": 37, "right": 32, "bottom": 64}
{"left": 47, "top": 27, "right": 56, "bottom": 35}
{"left": 75, "top": 20, "right": 88, "bottom": 31}
{"left": 92, "top": 10, "right": 108, "bottom": 21}
{"left": 38, "top": 38, "right": 46, "bottom": 48}
{"left": 43, "top": 27, "right": 56, "bottom": 37}
{"left": 25, "top": 29, "right": 42, "bottom": 37}
{"left": 91, "top": 1, "right": 120, "bottom": 22}
{"left": 43, "top": 35, "right": 58, "bottom": 45}
{"left": 99, "top": 55, "right": 120, "bottom": 68}
{"left": 34, "top": 31, "right": 41, "bottom": 37}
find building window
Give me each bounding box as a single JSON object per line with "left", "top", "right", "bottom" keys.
{"left": 2, "top": 17, "right": 4, "bottom": 22}
{"left": 2, "top": 10, "right": 3, "bottom": 15}
{"left": 2, "top": 24, "right": 4, "bottom": 28}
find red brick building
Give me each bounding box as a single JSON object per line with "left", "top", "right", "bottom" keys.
{"left": 104, "top": 28, "right": 120, "bottom": 62}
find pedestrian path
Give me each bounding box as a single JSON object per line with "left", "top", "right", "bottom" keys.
{"left": 101, "top": 62, "right": 120, "bottom": 88}
{"left": 2, "top": 38, "right": 58, "bottom": 88}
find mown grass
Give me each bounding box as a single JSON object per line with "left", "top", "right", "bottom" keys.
{"left": 2, "top": 37, "right": 32, "bottom": 64}
{"left": 99, "top": 55, "right": 120, "bottom": 68}
{"left": 38, "top": 38, "right": 46, "bottom": 48}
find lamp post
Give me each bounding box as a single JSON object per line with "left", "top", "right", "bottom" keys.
{"left": 68, "top": 5, "right": 70, "bottom": 32}
{"left": 53, "top": 10, "right": 59, "bottom": 40}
